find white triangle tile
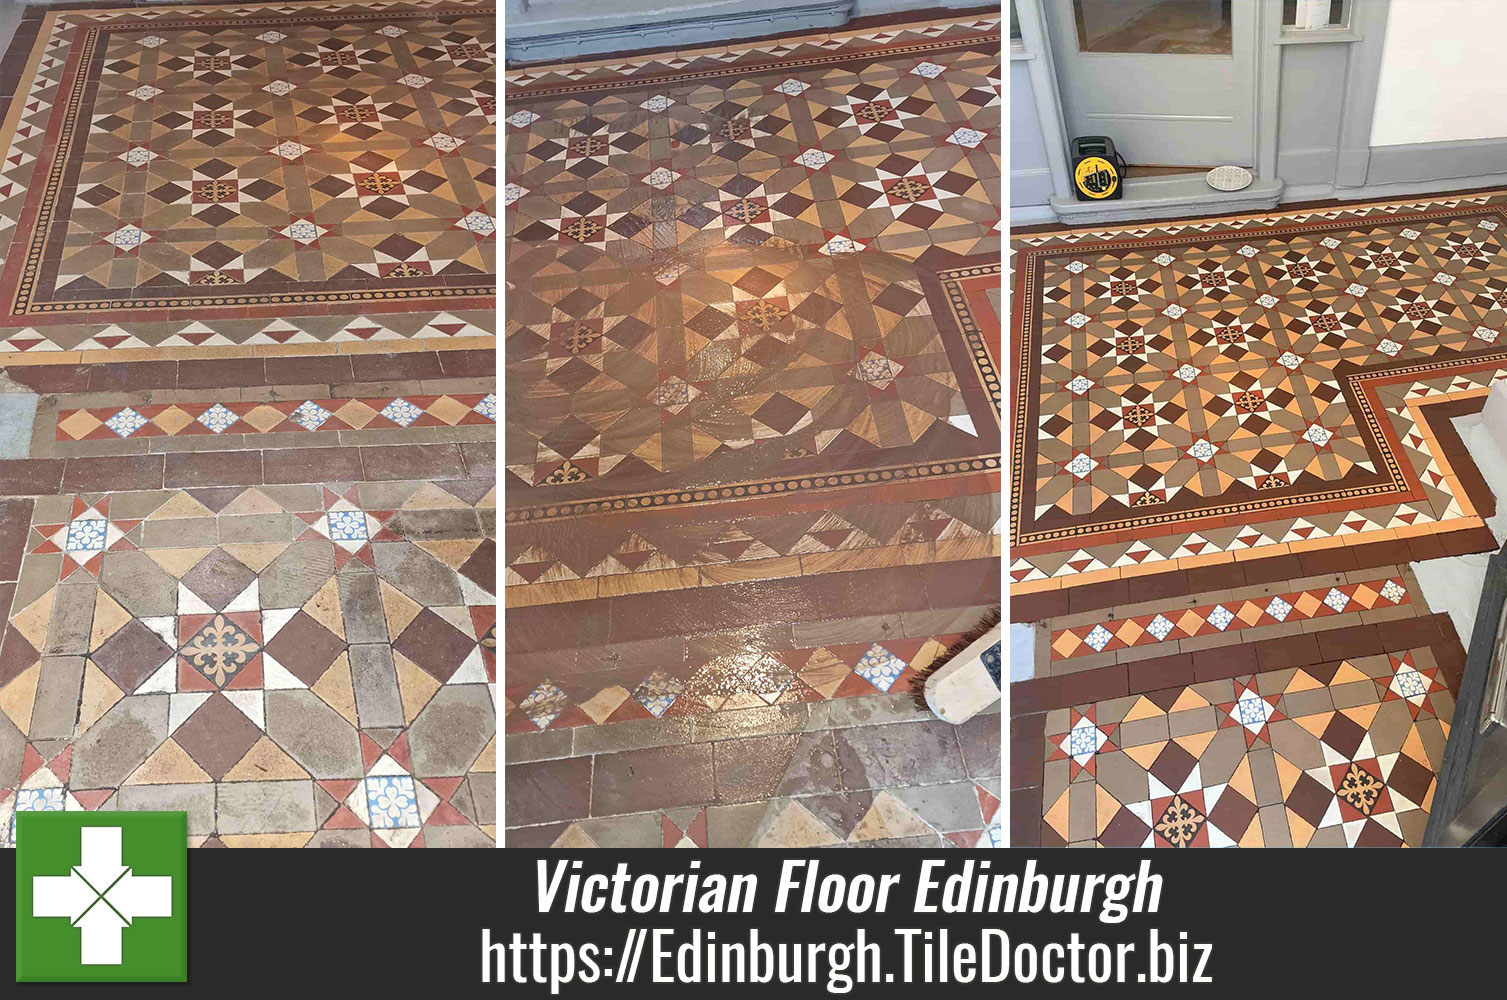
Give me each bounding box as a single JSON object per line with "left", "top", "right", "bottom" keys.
{"left": 223, "top": 689, "right": 264, "bottom": 730}
{"left": 141, "top": 616, "right": 177, "bottom": 647}
{"left": 224, "top": 580, "right": 259, "bottom": 613}
{"left": 261, "top": 607, "right": 300, "bottom": 640}
{"left": 458, "top": 575, "right": 494, "bottom": 606}
{"left": 177, "top": 583, "right": 213, "bottom": 615}
{"left": 136, "top": 658, "right": 178, "bottom": 694}
{"left": 168, "top": 692, "right": 210, "bottom": 733}
{"left": 261, "top": 654, "right": 307, "bottom": 690}
{"left": 448, "top": 647, "right": 487, "bottom": 685}
{"left": 368, "top": 753, "right": 407, "bottom": 777}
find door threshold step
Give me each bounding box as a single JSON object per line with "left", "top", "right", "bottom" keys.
{"left": 1049, "top": 174, "right": 1284, "bottom": 225}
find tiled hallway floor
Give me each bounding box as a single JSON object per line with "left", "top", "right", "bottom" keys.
{"left": 504, "top": 13, "right": 1003, "bottom": 846}
{"left": 0, "top": 1, "right": 497, "bottom": 847}
{"left": 1007, "top": 193, "right": 1507, "bottom": 846}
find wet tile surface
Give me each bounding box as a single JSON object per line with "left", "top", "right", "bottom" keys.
{"left": 503, "top": 14, "right": 1004, "bottom": 847}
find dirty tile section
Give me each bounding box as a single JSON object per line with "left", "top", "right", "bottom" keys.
{"left": 0, "top": 2, "right": 498, "bottom": 847}
{"left": 504, "top": 14, "right": 1003, "bottom": 846}
{"left": 508, "top": 697, "right": 1000, "bottom": 849}
{"left": 0, "top": 482, "right": 495, "bottom": 848}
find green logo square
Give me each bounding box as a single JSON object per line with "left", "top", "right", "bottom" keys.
{"left": 15, "top": 811, "right": 187, "bottom": 983}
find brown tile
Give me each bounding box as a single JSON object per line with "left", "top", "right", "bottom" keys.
{"left": 351, "top": 352, "right": 446, "bottom": 381}
{"left": 1254, "top": 634, "right": 1321, "bottom": 672}
{"left": 0, "top": 459, "right": 65, "bottom": 495}
{"left": 1128, "top": 651, "right": 1195, "bottom": 694}
{"left": 262, "top": 446, "right": 363, "bottom": 484}
{"left": 359, "top": 444, "right": 466, "bottom": 481}
{"left": 1066, "top": 578, "right": 1129, "bottom": 614}
{"left": 1010, "top": 711, "right": 1045, "bottom": 791}
{"left": 0, "top": 499, "right": 34, "bottom": 582}
{"left": 86, "top": 361, "right": 176, "bottom": 392}
{"left": 179, "top": 358, "right": 265, "bottom": 390}
{"left": 592, "top": 743, "right": 715, "bottom": 815}
{"left": 438, "top": 349, "right": 494, "bottom": 377}
{"left": 507, "top": 757, "right": 593, "bottom": 826}
{"left": 164, "top": 450, "right": 262, "bottom": 488}
{"left": 264, "top": 354, "right": 353, "bottom": 387}
{"left": 1241, "top": 554, "right": 1304, "bottom": 586}
{"left": 62, "top": 455, "right": 164, "bottom": 492}
{"left": 1192, "top": 640, "right": 1257, "bottom": 682}
{"left": 1314, "top": 623, "right": 1383, "bottom": 662}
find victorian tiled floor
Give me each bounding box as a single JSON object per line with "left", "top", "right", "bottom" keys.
{"left": 1006, "top": 193, "right": 1507, "bottom": 846}
{"left": 0, "top": 1, "right": 496, "bottom": 847}
{"left": 504, "top": 13, "right": 1003, "bottom": 846}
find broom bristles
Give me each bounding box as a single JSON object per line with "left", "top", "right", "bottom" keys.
{"left": 910, "top": 606, "right": 1002, "bottom": 710}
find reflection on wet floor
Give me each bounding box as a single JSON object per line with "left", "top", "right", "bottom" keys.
{"left": 503, "top": 14, "right": 1005, "bottom": 846}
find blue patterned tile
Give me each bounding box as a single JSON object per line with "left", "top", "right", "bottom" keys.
{"left": 364, "top": 775, "right": 420, "bottom": 829}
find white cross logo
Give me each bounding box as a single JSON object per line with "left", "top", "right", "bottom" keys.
{"left": 32, "top": 827, "right": 172, "bottom": 965}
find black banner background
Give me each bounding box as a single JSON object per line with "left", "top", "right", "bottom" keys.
{"left": 3, "top": 850, "right": 1500, "bottom": 994}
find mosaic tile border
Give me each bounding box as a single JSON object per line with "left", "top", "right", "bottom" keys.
{"left": 505, "top": 625, "right": 976, "bottom": 733}
{"left": 56, "top": 393, "right": 496, "bottom": 441}
{"left": 1051, "top": 575, "right": 1412, "bottom": 661}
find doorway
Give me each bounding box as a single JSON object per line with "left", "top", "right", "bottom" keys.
{"left": 1044, "top": 0, "right": 1256, "bottom": 169}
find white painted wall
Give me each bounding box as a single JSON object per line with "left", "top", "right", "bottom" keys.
{"left": 1370, "top": 0, "right": 1507, "bottom": 147}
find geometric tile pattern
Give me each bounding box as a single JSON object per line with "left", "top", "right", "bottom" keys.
{"left": 1051, "top": 576, "right": 1411, "bottom": 660}
{"left": 0, "top": 1, "right": 495, "bottom": 356}
{"left": 1040, "top": 649, "right": 1452, "bottom": 848}
{"left": 1010, "top": 193, "right": 1507, "bottom": 588}
{"left": 58, "top": 394, "right": 497, "bottom": 440}
{"left": 0, "top": 480, "right": 497, "bottom": 848}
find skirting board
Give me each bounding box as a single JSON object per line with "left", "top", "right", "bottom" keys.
{"left": 1365, "top": 136, "right": 1507, "bottom": 187}
{"left": 505, "top": 0, "right": 852, "bottom": 65}
{"left": 1282, "top": 170, "right": 1507, "bottom": 205}
{"left": 1048, "top": 175, "right": 1284, "bottom": 225}
{"left": 1009, "top": 204, "right": 1056, "bottom": 226}
{"left": 1009, "top": 166, "right": 1053, "bottom": 208}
